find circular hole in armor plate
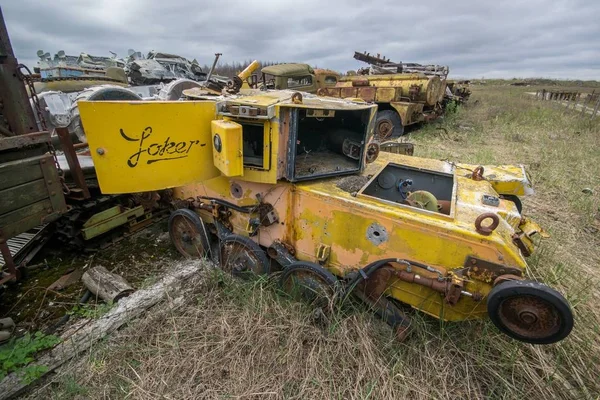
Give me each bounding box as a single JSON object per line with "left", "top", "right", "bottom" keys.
{"left": 230, "top": 182, "right": 243, "bottom": 199}
{"left": 367, "top": 222, "right": 388, "bottom": 245}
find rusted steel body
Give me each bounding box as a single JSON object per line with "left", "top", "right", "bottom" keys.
{"left": 352, "top": 51, "right": 449, "bottom": 78}
{"left": 0, "top": 7, "right": 38, "bottom": 137}
{"left": 55, "top": 127, "right": 90, "bottom": 199}
{"left": 319, "top": 73, "right": 445, "bottom": 129}
{"left": 324, "top": 74, "right": 444, "bottom": 107}
{"left": 315, "top": 52, "right": 452, "bottom": 138}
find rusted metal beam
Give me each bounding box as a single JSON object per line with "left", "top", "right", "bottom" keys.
{"left": 0, "top": 6, "right": 38, "bottom": 136}
{"left": 0, "top": 131, "right": 50, "bottom": 151}
{"left": 0, "top": 241, "right": 18, "bottom": 284}
{"left": 0, "top": 6, "right": 14, "bottom": 59}
{"left": 55, "top": 127, "right": 91, "bottom": 198}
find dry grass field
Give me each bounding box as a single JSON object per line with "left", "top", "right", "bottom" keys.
{"left": 32, "top": 85, "right": 600, "bottom": 399}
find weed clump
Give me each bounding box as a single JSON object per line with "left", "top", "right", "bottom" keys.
{"left": 0, "top": 331, "right": 60, "bottom": 383}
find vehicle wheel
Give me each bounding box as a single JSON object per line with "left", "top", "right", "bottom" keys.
{"left": 68, "top": 85, "right": 142, "bottom": 143}
{"left": 279, "top": 262, "right": 340, "bottom": 311}
{"left": 487, "top": 280, "right": 573, "bottom": 344}
{"left": 354, "top": 290, "right": 412, "bottom": 342}
{"left": 219, "top": 235, "right": 270, "bottom": 278}
{"left": 501, "top": 194, "right": 523, "bottom": 214}
{"left": 157, "top": 78, "right": 202, "bottom": 100}
{"left": 375, "top": 110, "right": 404, "bottom": 140}
{"left": 168, "top": 209, "right": 211, "bottom": 258}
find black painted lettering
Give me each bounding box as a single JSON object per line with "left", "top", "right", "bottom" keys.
{"left": 175, "top": 142, "right": 187, "bottom": 153}
{"left": 122, "top": 127, "right": 201, "bottom": 167}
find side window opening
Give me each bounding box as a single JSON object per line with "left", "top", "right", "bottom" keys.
{"left": 291, "top": 108, "right": 369, "bottom": 180}
{"left": 241, "top": 123, "right": 265, "bottom": 168}
{"left": 324, "top": 75, "right": 337, "bottom": 85}
{"left": 287, "top": 75, "right": 313, "bottom": 88}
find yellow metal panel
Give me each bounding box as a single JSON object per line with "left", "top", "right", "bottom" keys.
{"left": 211, "top": 120, "right": 244, "bottom": 177}
{"left": 455, "top": 163, "right": 533, "bottom": 196}
{"left": 375, "top": 87, "right": 397, "bottom": 103}
{"left": 390, "top": 102, "right": 424, "bottom": 125}
{"left": 78, "top": 101, "right": 220, "bottom": 194}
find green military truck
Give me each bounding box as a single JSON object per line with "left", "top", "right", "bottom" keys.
{"left": 249, "top": 63, "right": 340, "bottom": 93}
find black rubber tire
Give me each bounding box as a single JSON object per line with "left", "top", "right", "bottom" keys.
{"left": 219, "top": 234, "right": 270, "bottom": 276}
{"left": 168, "top": 209, "right": 211, "bottom": 259}
{"left": 487, "top": 280, "right": 573, "bottom": 344}
{"left": 375, "top": 109, "right": 404, "bottom": 138}
{"left": 279, "top": 262, "right": 340, "bottom": 308}
{"left": 501, "top": 195, "right": 523, "bottom": 214}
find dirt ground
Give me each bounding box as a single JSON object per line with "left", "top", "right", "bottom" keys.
{"left": 0, "top": 220, "right": 177, "bottom": 337}
{"left": 4, "top": 85, "right": 600, "bottom": 399}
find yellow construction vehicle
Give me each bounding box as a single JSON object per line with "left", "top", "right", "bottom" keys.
{"left": 78, "top": 60, "right": 573, "bottom": 344}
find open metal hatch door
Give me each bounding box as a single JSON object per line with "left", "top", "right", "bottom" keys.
{"left": 79, "top": 101, "right": 220, "bottom": 194}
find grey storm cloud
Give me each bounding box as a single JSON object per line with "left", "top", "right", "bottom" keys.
{"left": 2, "top": 0, "right": 599, "bottom": 79}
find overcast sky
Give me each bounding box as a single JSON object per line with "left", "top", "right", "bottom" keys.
{"left": 2, "top": 0, "right": 598, "bottom": 79}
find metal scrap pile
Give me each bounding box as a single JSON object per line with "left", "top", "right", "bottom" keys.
{"left": 126, "top": 51, "right": 206, "bottom": 85}
{"left": 35, "top": 49, "right": 207, "bottom": 86}
{"left": 353, "top": 51, "right": 449, "bottom": 78}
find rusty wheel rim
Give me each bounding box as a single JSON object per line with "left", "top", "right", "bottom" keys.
{"left": 366, "top": 143, "right": 380, "bottom": 163}
{"left": 170, "top": 215, "right": 206, "bottom": 258}
{"left": 375, "top": 119, "right": 393, "bottom": 140}
{"left": 497, "top": 295, "right": 560, "bottom": 340}
{"left": 220, "top": 242, "right": 265, "bottom": 278}
{"left": 282, "top": 270, "right": 336, "bottom": 310}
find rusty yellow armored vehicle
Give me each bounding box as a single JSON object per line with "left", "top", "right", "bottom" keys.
{"left": 77, "top": 61, "right": 573, "bottom": 344}
{"left": 317, "top": 51, "right": 450, "bottom": 139}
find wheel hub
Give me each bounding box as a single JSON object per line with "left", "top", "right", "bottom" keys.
{"left": 518, "top": 309, "right": 538, "bottom": 325}
{"left": 168, "top": 209, "right": 211, "bottom": 259}
{"left": 498, "top": 295, "right": 560, "bottom": 339}
{"left": 376, "top": 119, "right": 393, "bottom": 139}
{"left": 219, "top": 239, "right": 267, "bottom": 278}
{"left": 172, "top": 218, "right": 203, "bottom": 256}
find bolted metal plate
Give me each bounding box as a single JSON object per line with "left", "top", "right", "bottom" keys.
{"left": 366, "top": 222, "right": 388, "bottom": 245}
